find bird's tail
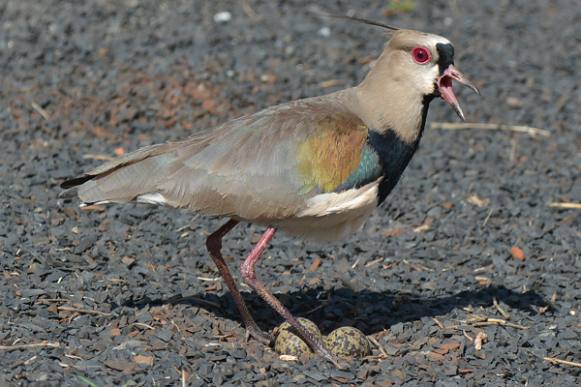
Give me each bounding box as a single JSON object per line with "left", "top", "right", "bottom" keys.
{"left": 60, "top": 143, "right": 178, "bottom": 206}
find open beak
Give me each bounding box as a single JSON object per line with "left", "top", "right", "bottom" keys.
{"left": 437, "top": 65, "right": 480, "bottom": 121}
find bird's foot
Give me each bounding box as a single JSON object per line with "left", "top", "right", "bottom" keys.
{"left": 244, "top": 323, "right": 273, "bottom": 346}
{"left": 309, "top": 337, "right": 350, "bottom": 369}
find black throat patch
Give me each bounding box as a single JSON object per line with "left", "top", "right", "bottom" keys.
{"left": 369, "top": 130, "right": 417, "bottom": 204}
{"left": 370, "top": 98, "right": 431, "bottom": 204}
{"left": 436, "top": 43, "right": 455, "bottom": 74}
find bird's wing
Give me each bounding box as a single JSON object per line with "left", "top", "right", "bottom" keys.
{"left": 66, "top": 97, "right": 382, "bottom": 221}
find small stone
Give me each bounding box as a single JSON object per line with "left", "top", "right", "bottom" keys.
{"left": 213, "top": 11, "right": 231, "bottom": 23}
{"left": 325, "top": 326, "right": 371, "bottom": 358}
{"left": 506, "top": 96, "right": 523, "bottom": 108}
{"left": 121, "top": 255, "right": 135, "bottom": 267}
{"left": 510, "top": 246, "right": 526, "bottom": 261}
{"left": 133, "top": 354, "right": 154, "bottom": 366}
{"left": 318, "top": 27, "right": 331, "bottom": 37}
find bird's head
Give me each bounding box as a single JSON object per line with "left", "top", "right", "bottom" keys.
{"left": 336, "top": 14, "right": 480, "bottom": 123}
{"left": 384, "top": 29, "right": 479, "bottom": 120}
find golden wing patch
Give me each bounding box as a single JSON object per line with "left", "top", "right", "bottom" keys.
{"left": 297, "top": 115, "right": 368, "bottom": 193}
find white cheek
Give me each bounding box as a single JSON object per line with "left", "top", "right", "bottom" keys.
{"left": 418, "top": 65, "right": 439, "bottom": 94}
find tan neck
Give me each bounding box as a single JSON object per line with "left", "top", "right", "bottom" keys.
{"left": 350, "top": 52, "right": 428, "bottom": 143}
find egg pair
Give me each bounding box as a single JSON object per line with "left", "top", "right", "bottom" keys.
{"left": 273, "top": 318, "right": 371, "bottom": 359}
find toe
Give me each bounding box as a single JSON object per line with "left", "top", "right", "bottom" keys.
{"left": 245, "top": 325, "right": 273, "bottom": 345}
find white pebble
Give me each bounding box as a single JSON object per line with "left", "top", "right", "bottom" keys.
{"left": 213, "top": 11, "right": 232, "bottom": 23}
{"left": 318, "top": 26, "right": 331, "bottom": 37}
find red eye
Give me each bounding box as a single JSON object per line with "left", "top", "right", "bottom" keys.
{"left": 412, "top": 47, "right": 431, "bottom": 64}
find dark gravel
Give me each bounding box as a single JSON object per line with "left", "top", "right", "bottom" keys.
{"left": 1, "top": 0, "right": 579, "bottom": 385}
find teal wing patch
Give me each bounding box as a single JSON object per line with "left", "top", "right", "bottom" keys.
{"left": 335, "top": 142, "right": 383, "bottom": 192}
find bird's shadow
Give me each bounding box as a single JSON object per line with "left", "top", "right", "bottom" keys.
{"left": 124, "top": 285, "right": 547, "bottom": 335}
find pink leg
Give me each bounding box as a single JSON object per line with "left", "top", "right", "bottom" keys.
{"left": 241, "top": 227, "right": 342, "bottom": 367}
{"left": 206, "top": 219, "right": 272, "bottom": 344}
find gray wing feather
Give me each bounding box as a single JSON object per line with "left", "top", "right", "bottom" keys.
{"left": 64, "top": 95, "right": 357, "bottom": 221}
{"left": 157, "top": 110, "right": 309, "bottom": 219}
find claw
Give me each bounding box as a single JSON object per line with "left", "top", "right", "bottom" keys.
{"left": 301, "top": 329, "right": 350, "bottom": 368}
{"left": 317, "top": 346, "right": 351, "bottom": 369}
{"left": 245, "top": 324, "right": 273, "bottom": 346}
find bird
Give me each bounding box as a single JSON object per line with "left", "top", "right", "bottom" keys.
{"left": 61, "top": 16, "right": 479, "bottom": 366}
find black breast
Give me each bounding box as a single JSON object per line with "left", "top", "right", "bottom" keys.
{"left": 370, "top": 97, "right": 431, "bottom": 204}
{"left": 368, "top": 130, "right": 417, "bottom": 204}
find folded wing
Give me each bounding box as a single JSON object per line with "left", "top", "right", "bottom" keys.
{"left": 62, "top": 97, "right": 377, "bottom": 222}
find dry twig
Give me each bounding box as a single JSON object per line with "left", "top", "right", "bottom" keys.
{"left": 57, "top": 306, "right": 113, "bottom": 317}
{"left": 240, "top": 0, "right": 261, "bottom": 20}
{"left": 31, "top": 101, "right": 50, "bottom": 121}
{"left": 482, "top": 208, "right": 494, "bottom": 226}
{"left": 544, "top": 356, "right": 581, "bottom": 368}
{"left": 432, "top": 318, "right": 445, "bottom": 329}
{"left": 37, "top": 298, "right": 70, "bottom": 304}
{"left": 196, "top": 276, "right": 221, "bottom": 282}
{"left": 279, "top": 354, "right": 299, "bottom": 361}
{"left": 402, "top": 259, "right": 433, "bottom": 272}
{"left": 431, "top": 122, "right": 551, "bottom": 137}
{"left": 467, "top": 316, "right": 528, "bottom": 330}
{"left": 368, "top": 336, "right": 389, "bottom": 358}
{"left": 548, "top": 202, "right": 581, "bottom": 210}
{"left": 131, "top": 322, "right": 155, "bottom": 330}
{"left": 0, "top": 341, "right": 60, "bottom": 351}
{"left": 82, "top": 153, "right": 115, "bottom": 161}
{"left": 365, "top": 257, "right": 384, "bottom": 268}
{"left": 181, "top": 368, "right": 188, "bottom": 387}
{"left": 462, "top": 330, "right": 474, "bottom": 341}
{"left": 493, "top": 298, "right": 511, "bottom": 319}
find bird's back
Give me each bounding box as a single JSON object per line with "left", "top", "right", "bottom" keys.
{"left": 62, "top": 90, "right": 383, "bottom": 240}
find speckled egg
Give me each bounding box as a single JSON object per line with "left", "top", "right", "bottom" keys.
{"left": 324, "top": 326, "right": 371, "bottom": 358}
{"left": 273, "top": 318, "right": 322, "bottom": 357}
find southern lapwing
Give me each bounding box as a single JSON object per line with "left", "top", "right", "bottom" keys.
{"left": 61, "top": 18, "right": 478, "bottom": 366}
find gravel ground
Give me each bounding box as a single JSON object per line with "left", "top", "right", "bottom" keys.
{"left": 1, "top": 0, "right": 579, "bottom": 385}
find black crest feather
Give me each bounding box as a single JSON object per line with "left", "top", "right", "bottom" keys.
{"left": 321, "top": 13, "right": 399, "bottom": 31}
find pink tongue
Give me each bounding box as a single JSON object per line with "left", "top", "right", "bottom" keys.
{"left": 438, "top": 75, "right": 465, "bottom": 120}
{"left": 439, "top": 77, "right": 458, "bottom": 106}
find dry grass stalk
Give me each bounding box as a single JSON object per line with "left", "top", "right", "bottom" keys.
{"left": 0, "top": 341, "right": 61, "bottom": 351}
{"left": 467, "top": 316, "right": 528, "bottom": 330}
{"left": 544, "top": 356, "right": 581, "bottom": 368}
{"left": 57, "top": 306, "right": 113, "bottom": 317}
{"left": 493, "top": 298, "right": 511, "bottom": 319}
{"left": 240, "top": 0, "right": 261, "bottom": 20}
{"left": 31, "top": 101, "right": 51, "bottom": 121}
{"left": 548, "top": 202, "right": 581, "bottom": 210}
{"left": 431, "top": 122, "right": 550, "bottom": 137}
{"left": 279, "top": 354, "right": 299, "bottom": 361}
{"left": 432, "top": 318, "right": 445, "bottom": 329}
{"left": 368, "top": 336, "right": 389, "bottom": 358}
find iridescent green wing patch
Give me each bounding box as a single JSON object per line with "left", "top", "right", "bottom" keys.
{"left": 296, "top": 114, "right": 376, "bottom": 194}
